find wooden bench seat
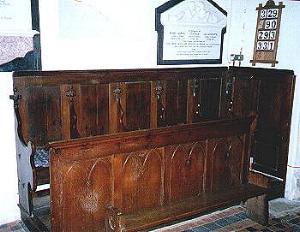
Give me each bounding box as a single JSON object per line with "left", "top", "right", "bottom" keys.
{"left": 106, "top": 184, "right": 268, "bottom": 232}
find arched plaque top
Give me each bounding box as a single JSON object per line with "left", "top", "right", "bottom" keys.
{"left": 160, "top": 0, "right": 226, "bottom": 26}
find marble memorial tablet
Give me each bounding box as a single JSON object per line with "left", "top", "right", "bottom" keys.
{"left": 156, "top": 0, "right": 227, "bottom": 65}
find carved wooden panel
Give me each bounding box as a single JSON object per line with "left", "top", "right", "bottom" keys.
{"left": 165, "top": 142, "right": 206, "bottom": 202}
{"left": 51, "top": 155, "right": 113, "bottom": 232}
{"left": 209, "top": 136, "right": 243, "bottom": 192}
{"left": 116, "top": 149, "right": 164, "bottom": 213}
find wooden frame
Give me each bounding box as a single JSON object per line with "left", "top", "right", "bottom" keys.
{"left": 250, "top": 0, "right": 285, "bottom": 67}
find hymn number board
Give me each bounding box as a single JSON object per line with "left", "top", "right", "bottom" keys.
{"left": 251, "top": 0, "right": 284, "bottom": 67}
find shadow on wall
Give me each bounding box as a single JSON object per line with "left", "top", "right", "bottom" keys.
{"left": 0, "top": 51, "right": 36, "bottom": 72}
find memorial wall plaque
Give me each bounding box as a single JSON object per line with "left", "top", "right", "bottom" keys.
{"left": 155, "top": 0, "right": 227, "bottom": 65}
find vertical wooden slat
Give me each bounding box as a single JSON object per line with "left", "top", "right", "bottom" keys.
{"left": 120, "top": 82, "right": 127, "bottom": 132}
{"left": 165, "top": 80, "right": 178, "bottom": 126}
{"left": 177, "top": 79, "right": 188, "bottom": 124}
{"left": 186, "top": 79, "right": 194, "bottom": 124}
{"left": 28, "top": 86, "right": 47, "bottom": 145}
{"left": 78, "top": 84, "right": 97, "bottom": 137}
{"left": 46, "top": 86, "right": 62, "bottom": 142}
{"left": 109, "top": 83, "right": 120, "bottom": 133}
{"left": 150, "top": 81, "right": 158, "bottom": 128}
{"left": 190, "top": 78, "right": 221, "bottom": 123}
{"left": 125, "top": 82, "right": 151, "bottom": 131}
{"left": 96, "top": 83, "right": 109, "bottom": 135}
{"left": 157, "top": 81, "right": 167, "bottom": 128}
{"left": 18, "top": 81, "right": 30, "bottom": 143}
{"left": 61, "top": 84, "right": 71, "bottom": 140}
{"left": 71, "top": 84, "right": 81, "bottom": 138}
{"left": 219, "top": 72, "right": 231, "bottom": 119}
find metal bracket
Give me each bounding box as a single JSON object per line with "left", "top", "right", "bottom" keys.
{"left": 9, "top": 88, "right": 22, "bottom": 108}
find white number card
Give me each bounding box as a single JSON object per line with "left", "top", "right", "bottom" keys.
{"left": 260, "top": 9, "right": 278, "bottom": 19}
{"left": 257, "top": 30, "right": 276, "bottom": 40}
{"left": 265, "top": 19, "right": 277, "bottom": 29}
{"left": 256, "top": 41, "right": 275, "bottom": 51}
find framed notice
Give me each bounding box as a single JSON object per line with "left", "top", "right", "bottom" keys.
{"left": 155, "top": 0, "right": 227, "bottom": 65}
{"left": 251, "top": 0, "right": 285, "bottom": 67}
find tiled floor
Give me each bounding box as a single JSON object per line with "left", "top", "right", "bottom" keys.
{"left": 153, "top": 198, "right": 300, "bottom": 231}
{"left": 0, "top": 221, "right": 29, "bottom": 232}
{"left": 1, "top": 198, "right": 300, "bottom": 231}
{"left": 153, "top": 205, "right": 300, "bottom": 231}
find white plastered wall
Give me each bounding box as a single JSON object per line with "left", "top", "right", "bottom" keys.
{"left": 1, "top": 0, "right": 300, "bottom": 225}
{"left": 38, "top": 0, "right": 230, "bottom": 70}
{"left": 0, "top": 73, "right": 19, "bottom": 224}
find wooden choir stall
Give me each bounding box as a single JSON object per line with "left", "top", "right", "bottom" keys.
{"left": 11, "top": 67, "right": 294, "bottom": 231}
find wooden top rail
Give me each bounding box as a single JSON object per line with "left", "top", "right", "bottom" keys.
{"left": 13, "top": 67, "right": 228, "bottom": 86}
{"left": 49, "top": 117, "right": 253, "bottom": 160}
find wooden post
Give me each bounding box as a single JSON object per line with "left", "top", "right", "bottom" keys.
{"left": 245, "top": 194, "right": 269, "bottom": 225}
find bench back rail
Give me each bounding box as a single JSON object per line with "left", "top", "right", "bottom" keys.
{"left": 13, "top": 67, "right": 229, "bottom": 147}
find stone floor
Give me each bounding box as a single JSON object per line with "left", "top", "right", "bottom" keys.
{"left": 1, "top": 198, "right": 300, "bottom": 232}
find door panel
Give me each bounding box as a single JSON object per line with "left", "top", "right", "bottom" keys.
{"left": 230, "top": 68, "right": 295, "bottom": 179}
